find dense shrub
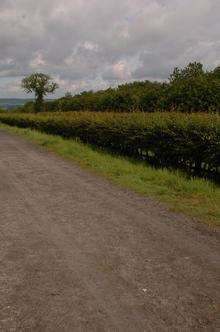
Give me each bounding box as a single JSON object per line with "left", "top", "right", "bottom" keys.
{"left": 0, "top": 112, "right": 219, "bottom": 181}
{"left": 33, "top": 62, "right": 220, "bottom": 114}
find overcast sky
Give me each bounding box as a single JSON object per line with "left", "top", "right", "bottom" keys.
{"left": 0, "top": 0, "right": 219, "bottom": 98}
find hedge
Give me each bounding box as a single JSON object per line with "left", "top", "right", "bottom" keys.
{"left": 0, "top": 112, "right": 219, "bottom": 181}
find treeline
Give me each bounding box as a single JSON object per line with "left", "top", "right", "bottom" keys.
{"left": 0, "top": 112, "right": 219, "bottom": 181}
{"left": 21, "top": 62, "right": 220, "bottom": 113}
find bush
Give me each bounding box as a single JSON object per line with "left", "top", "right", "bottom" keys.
{"left": 36, "top": 62, "right": 220, "bottom": 114}
{"left": 0, "top": 112, "right": 219, "bottom": 181}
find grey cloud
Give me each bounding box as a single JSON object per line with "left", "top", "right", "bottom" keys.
{"left": 0, "top": 0, "right": 220, "bottom": 97}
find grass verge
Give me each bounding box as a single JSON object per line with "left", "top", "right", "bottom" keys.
{"left": 1, "top": 123, "right": 219, "bottom": 226}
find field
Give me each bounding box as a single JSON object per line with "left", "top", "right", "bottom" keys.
{"left": 0, "top": 98, "right": 33, "bottom": 110}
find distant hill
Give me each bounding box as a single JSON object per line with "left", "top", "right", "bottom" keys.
{"left": 0, "top": 98, "right": 33, "bottom": 110}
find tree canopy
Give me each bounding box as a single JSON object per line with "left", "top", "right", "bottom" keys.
{"left": 21, "top": 63, "right": 220, "bottom": 113}
{"left": 22, "top": 73, "right": 58, "bottom": 111}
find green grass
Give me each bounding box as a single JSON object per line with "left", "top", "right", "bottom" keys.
{"left": 1, "top": 123, "right": 219, "bottom": 226}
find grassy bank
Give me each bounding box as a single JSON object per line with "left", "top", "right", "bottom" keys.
{"left": 0, "top": 111, "right": 219, "bottom": 181}
{"left": 1, "top": 123, "right": 219, "bottom": 226}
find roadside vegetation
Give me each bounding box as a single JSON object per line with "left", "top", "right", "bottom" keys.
{"left": 1, "top": 61, "right": 219, "bottom": 225}
{"left": 0, "top": 123, "right": 219, "bottom": 226}
{"left": 16, "top": 62, "right": 220, "bottom": 114}
{"left": 0, "top": 111, "right": 219, "bottom": 182}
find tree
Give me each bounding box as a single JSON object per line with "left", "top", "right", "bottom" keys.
{"left": 22, "top": 73, "right": 58, "bottom": 112}
{"left": 64, "top": 91, "right": 73, "bottom": 98}
{"left": 167, "top": 62, "right": 220, "bottom": 112}
{"left": 212, "top": 66, "right": 220, "bottom": 80}
{"left": 169, "top": 62, "right": 204, "bottom": 83}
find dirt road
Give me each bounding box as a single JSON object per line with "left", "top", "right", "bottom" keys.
{"left": 0, "top": 129, "right": 219, "bottom": 331}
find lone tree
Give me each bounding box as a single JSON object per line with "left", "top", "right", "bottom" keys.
{"left": 22, "top": 73, "right": 58, "bottom": 112}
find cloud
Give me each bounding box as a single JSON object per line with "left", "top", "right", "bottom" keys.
{"left": 29, "top": 52, "right": 47, "bottom": 70}
{"left": 0, "top": 0, "right": 220, "bottom": 97}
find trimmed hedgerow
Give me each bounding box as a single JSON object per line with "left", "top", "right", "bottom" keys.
{"left": 0, "top": 112, "right": 219, "bottom": 181}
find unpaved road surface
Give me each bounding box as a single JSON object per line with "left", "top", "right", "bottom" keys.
{"left": 0, "top": 130, "right": 219, "bottom": 331}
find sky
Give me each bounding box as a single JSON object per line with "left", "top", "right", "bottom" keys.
{"left": 0, "top": 0, "right": 219, "bottom": 98}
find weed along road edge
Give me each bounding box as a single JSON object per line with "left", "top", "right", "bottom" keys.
{"left": 0, "top": 129, "right": 219, "bottom": 331}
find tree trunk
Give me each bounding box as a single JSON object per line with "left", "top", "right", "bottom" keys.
{"left": 35, "top": 93, "right": 44, "bottom": 112}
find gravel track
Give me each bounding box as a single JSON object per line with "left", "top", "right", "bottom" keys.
{"left": 0, "top": 130, "right": 219, "bottom": 331}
